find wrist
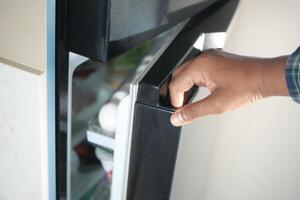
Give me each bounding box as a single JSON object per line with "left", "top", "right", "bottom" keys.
{"left": 260, "top": 56, "right": 289, "bottom": 98}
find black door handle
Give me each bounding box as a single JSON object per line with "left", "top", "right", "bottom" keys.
{"left": 158, "top": 48, "right": 201, "bottom": 111}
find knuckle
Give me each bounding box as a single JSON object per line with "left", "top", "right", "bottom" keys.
{"left": 187, "top": 59, "right": 204, "bottom": 78}
{"left": 189, "top": 58, "right": 200, "bottom": 68}
{"left": 203, "top": 48, "right": 219, "bottom": 55}
{"left": 198, "top": 49, "right": 219, "bottom": 63}
{"left": 168, "top": 80, "right": 177, "bottom": 93}
{"left": 182, "top": 105, "right": 199, "bottom": 121}
{"left": 172, "top": 67, "right": 181, "bottom": 77}
{"left": 194, "top": 55, "right": 211, "bottom": 68}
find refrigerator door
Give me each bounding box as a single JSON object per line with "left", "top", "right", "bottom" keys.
{"left": 59, "top": 0, "right": 238, "bottom": 199}
{"left": 125, "top": 1, "right": 238, "bottom": 199}
{"left": 127, "top": 48, "right": 200, "bottom": 200}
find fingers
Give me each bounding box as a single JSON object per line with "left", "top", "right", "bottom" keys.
{"left": 170, "top": 90, "right": 223, "bottom": 126}
{"left": 169, "top": 59, "right": 205, "bottom": 107}
{"left": 172, "top": 60, "right": 192, "bottom": 78}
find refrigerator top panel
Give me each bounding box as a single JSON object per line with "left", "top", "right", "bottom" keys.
{"left": 109, "top": 0, "right": 217, "bottom": 41}
{"left": 67, "top": 0, "right": 220, "bottom": 61}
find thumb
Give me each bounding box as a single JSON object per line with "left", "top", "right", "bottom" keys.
{"left": 170, "top": 90, "right": 223, "bottom": 126}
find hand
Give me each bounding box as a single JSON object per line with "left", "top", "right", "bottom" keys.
{"left": 169, "top": 49, "right": 288, "bottom": 127}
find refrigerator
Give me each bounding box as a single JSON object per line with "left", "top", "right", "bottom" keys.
{"left": 55, "top": 0, "right": 239, "bottom": 199}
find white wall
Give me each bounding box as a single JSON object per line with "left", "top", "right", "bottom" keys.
{"left": 0, "top": 63, "right": 48, "bottom": 199}
{"left": 0, "top": 0, "right": 48, "bottom": 198}
{"left": 172, "top": 1, "right": 300, "bottom": 200}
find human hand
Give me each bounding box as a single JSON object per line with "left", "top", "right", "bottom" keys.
{"left": 169, "top": 49, "right": 288, "bottom": 126}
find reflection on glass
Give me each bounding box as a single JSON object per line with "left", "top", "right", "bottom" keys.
{"left": 69, "top": 25, "right": 179, "bottom": 200}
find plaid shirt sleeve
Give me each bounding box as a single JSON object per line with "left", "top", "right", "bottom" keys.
{"left": 285, "top": 47, "right": 300, "bottom": 103}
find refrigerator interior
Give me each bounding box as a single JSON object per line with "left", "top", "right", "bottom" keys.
{"left": 66, "top": 24, "right": 182, "bottom": 200}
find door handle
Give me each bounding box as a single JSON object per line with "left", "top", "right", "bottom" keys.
{"left": 158, "top": 48, "right": 201, "bottom": 111}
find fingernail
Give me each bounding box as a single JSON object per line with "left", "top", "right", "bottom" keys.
{"left": 170, "top": 112, "right": 184, "bottom": 126}
{"left": 174, "top": 102, "right": 183, "bottom": 108}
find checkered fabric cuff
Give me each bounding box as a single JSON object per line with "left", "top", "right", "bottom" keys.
{"left": 285, "top": 47, "right": 300, "bottom": 103}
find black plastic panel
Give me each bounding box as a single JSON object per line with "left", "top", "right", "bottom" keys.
{"left": 67, "top": 0, "right": 220, "bottom": 61}
{"left": 127, "top": 103, "right": 181, "bottom": 200}
{"left": 67, "top": 0, "right": 110, "bottom": 60}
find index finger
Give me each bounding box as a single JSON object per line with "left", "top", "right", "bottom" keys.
{"left": 169, "top": 59, "right": 205, "bottom": 107}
